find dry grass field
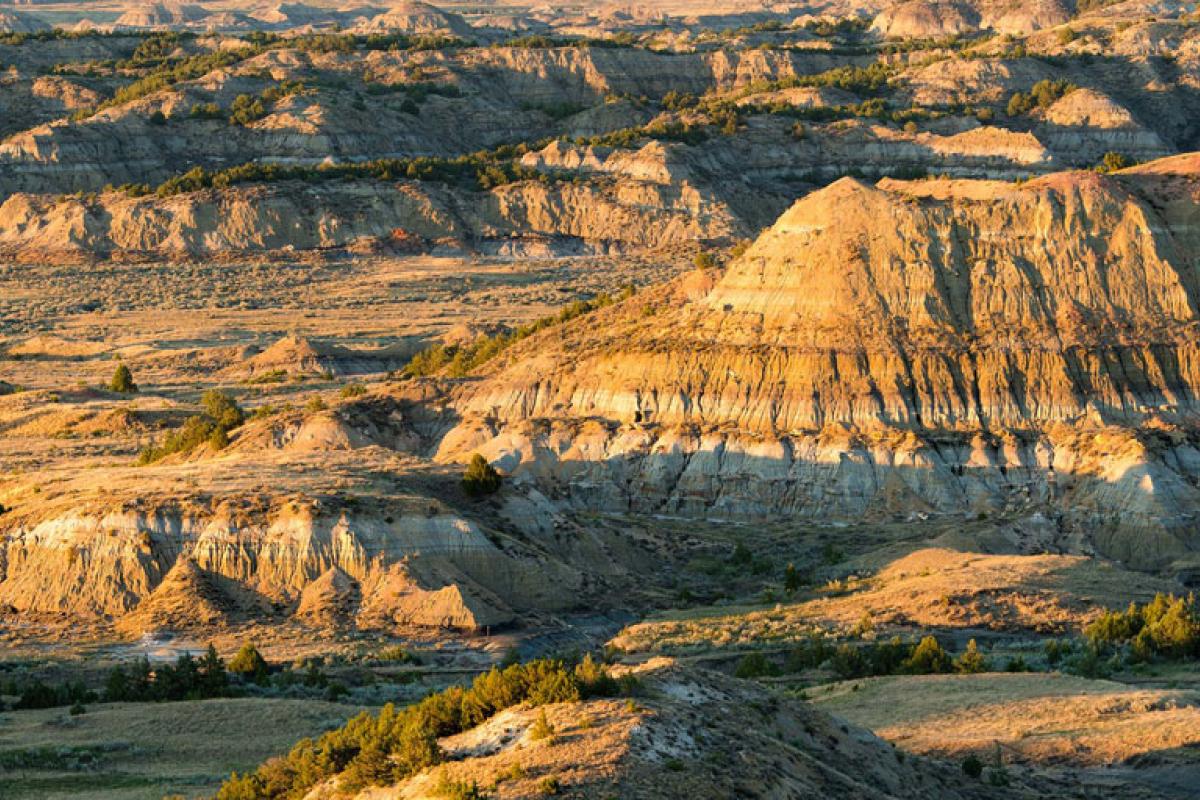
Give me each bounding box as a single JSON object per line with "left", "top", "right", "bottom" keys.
{"left": 0, "top": 697, "right": 363, "bottom": 799}
{"left": 611, "top": 547, "right": 1180, "bottom": 654}
{"left": 812, "top": 672, "right": 1200, "bottom": 765}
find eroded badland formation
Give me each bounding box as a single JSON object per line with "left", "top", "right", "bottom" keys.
{"left": 4, "top": 1, "right": 1200, "bottom": 798}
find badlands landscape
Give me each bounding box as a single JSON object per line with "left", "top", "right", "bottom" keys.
{"left": 3, "top": 0, "right": 1200, "bottom": 797}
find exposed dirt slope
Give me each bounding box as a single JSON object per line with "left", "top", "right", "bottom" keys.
{"left": 437, "top": 160, "right": 1200, "bottom": 571}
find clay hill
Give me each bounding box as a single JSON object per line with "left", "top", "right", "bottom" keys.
{"left": 437, "top": 156, "right": 1200, "bottom": 575}
{"left": 286, "top": 659, "right": 1046, "bottom": 799}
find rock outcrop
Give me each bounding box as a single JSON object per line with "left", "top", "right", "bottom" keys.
{"left": 0, "top": 175, "right": 740, "bottom": 260}
{"left": 354, "top": 1, "right": 475, "bottom": 37}
{"left": 872, "top": 0, "right": 1071, "bottom": 37}
{"left": 437, "top": 159, "right": 1200, "bottom": 571}
{"left": 243, "top": 334, "right": 418, "bottom": 378}
{"left": 0, "top": 492, "right": 579, "bottom": 632}
{"left": 0, "top": 10, "right": 48, "bottom": 33}
{"left": 346, "top": 660, "right": 1033, "bottom": 799}
{"left": 113, "top": 3, "right": 209, "bottom": 30}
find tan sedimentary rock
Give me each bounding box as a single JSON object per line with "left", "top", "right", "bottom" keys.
{"left": 0, "top": 174, "right": 738, "bottom": 260}
{"left": 872, "top": 0, "right": 1071, "bottom": 37}
{"left": 353, "top": 1, "right": 474, "bottom": 37}
{"left": 0, "top": 10, "right": 48, "bottom": 33}
{"left": 0, "top": 494, "right": 576, "bottom": 631}
{"left": 438, "top": 162, "right": 1200, "bottom": 570}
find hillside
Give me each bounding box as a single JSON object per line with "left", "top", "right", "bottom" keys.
{"left": 438, "top": 161, "right": 1200, "bottom": 572}
{"left": 4, "top": 6, "right": 1200, "bottom": 799}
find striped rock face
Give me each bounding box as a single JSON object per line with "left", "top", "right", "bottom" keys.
{"left": 439, "top": 165, "right": 1200, "bottom": 571}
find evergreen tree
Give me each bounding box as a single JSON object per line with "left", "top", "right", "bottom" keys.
{"left": 109, "top": 363, "right": 137, "bottom": 393}
{"left": 783, "top": 562, "right": 802, "bottom": 595}
{"left": 200, "top": 644, "right": 229, "bottom": 695}
{"left": 130, "top": 656, "right": 154, "bottom": 698}
{"left": 229, "top": 642, "right": 270, "bottom": 684}
{"left": 105, "top": 664, "right": 130, "bottom": 702}
{"left": 903, "top": 636, "right": 952, "bottom": 674}
{"left": 955, "top": 639, "right": 988, "bottom": 674}
{"left": 461, "top": 454, "right": 501, "bottom": 497}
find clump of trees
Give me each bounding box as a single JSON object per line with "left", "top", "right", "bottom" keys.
{"left": 228, "top": 81, "right": 308, "bottom": 126}
{"left": 737, "top": 634, "right": 989, "bottom": 681}
{"left": 5, "top": 644, "right": 235, "bottom": 710}
{"left": 1006, "top": 78, "right": 1077, "bottom": 116}
{"left": 105, "top": 645, "right": 229, "bottom": 702}
{"left": 403, "top": 287, "right": 634, "bottom": 379}
{"left": 137, "top": 389, "right": 245, "bottom": 464}
{"left": 10, "top": 679, "right": 96, "bottom": 710}
{"left": 72, "top": 30, "right": 473, "bottom": 122}
{"left": 73, "top": 48, "right": 253, "bottom": 121}
{"left": 1085, "top": 593, "right": 1200, "bottom": 662}
{"left": 216, "top": 657, "right": 623, "bottom": 799}
{"left": 738, "top": 62, "right": 895, "bottom": 99}
{"left": 139, "top": 145, "right": 555, "bottom": 199}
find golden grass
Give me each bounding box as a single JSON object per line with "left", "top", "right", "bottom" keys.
{"left": 811, "top": 672, "right": 1200, "bottom": 767}
{"left": 611, "top": 548, "right": 1178, "bottom": 653}
{"left": 0, "top": 697, "right": 362, "bottom": 799}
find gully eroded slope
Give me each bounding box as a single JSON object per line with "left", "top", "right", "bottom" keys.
{"left": 439, "top": 157, "right": 1200, "bottom": 572}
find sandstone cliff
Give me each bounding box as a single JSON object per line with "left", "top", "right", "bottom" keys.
{"left": 0, "top": 478, "right": 581, "bottom": 632}
{"left": 0, "top": 174, "right": 740, "bottom": 260}
{"left": 436, "top": 159, "right": 1200, "bottom": 571}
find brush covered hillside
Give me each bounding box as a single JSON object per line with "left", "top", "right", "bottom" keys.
{"left": 440, "top": 157, "right": 1200, "bottom": 574}
{"left": 0, "top": 1, "right": 1199, "bottom": 260}
{"left": 214, "top": 656, "right": 1067, "bottom": 800}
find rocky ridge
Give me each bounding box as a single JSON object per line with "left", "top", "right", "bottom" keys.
{"left": 435, "top": 157, "right": 1200, "bottom": 572}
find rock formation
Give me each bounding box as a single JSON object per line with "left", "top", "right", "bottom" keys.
{"left": 437, "top": 158, "right": 1200, "bottom": 572}
{"left": 872, "top": 0, "right": 1072, "bottom": 37}
{"left": 0, "top": 486, "right": 580, "bottom": 632}
{"left": 0, "top": 10, "right": 49, "bottom": 33}
{"left": 355, "top": 0, "right": 474, "bottom": 37}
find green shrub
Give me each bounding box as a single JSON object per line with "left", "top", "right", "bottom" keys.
{"left": 529, "top": 708, "right": 555, "bottom": 741}
{"left": 1008, "top": 78, "right": 1076, "bottom": 116}
{"left": 377, "top": 645, "right": 421, "bottom": 664}
{"left": 202, "top": 389, "right": 245, "bottom": 428}
{"left": 1004, "top": 655, "right": 1031, "bottom": 673}
{"left": 138, "top": 390, "right": 245, "bottom": 464}
{"left": 228, "top": 642, "right": 270, "bottom": 684}
{"left": 1099, "top": 151, "right": 1132, "bottom": 173}
{"left": 734, "top": 652, "right": 779, "bottom": 679}
{"left": 902, "top": 636, "right": 951, "bottom": 674}
{"left": 109, "top": 363, "right": 137, "bottom": 393}
{"left": 962, "top": 754, "right": 983, "bottom": 779}
{"left": 955, "top": 639, "right": 988, "bottom": 674}
{"left": 831, "top": 643, "right": 867, "bottom": 679}
{"left": 462, "top": 454, "right": 502, "bottom": 497}
{"left": 434, "top": 775, "right": 491, "bottom": 799}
